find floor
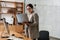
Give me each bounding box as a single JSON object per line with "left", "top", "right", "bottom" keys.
{"left": 50, "top": 37, "right": 60, "bottom": 40}
{"left": 0, "top": 36, "right": 60, "bottom": 40}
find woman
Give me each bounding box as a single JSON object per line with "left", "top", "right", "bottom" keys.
{"left": 25, "top": 4, "right": 39, "bottom": 40}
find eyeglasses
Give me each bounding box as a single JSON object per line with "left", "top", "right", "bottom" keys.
{"left": 26, "top": 7, "right": 32, "bottom": 10}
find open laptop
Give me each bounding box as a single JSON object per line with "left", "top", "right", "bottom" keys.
{"left": 16, "top": 13, "right": 28, "bottom": 23}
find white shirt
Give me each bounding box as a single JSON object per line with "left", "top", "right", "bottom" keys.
{"left": 27, "top": 13, "right": 33, "bottom": 21}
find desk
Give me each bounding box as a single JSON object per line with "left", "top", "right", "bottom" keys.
{"left": 0, "top": 23, "right": 32, "bottom": 40}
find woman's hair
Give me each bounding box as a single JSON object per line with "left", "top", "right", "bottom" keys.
{"left": 26, "top": 4, "right": 33, "bottom": 9}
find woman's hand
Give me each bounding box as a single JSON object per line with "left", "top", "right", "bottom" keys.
{"left": 23, "top": 21, "right": 30, "bottom": 26}
{"left": 26, "top": 22, "right": 30, "bottom": 26}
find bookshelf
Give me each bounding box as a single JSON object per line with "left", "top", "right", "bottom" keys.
{"left": 16, "top": 2, "right": 24, "bottom": 13}
{"left": 0, "top": 1, "right": 16, "bottom": 14}
{"left": 0, "top": 1, "right": 24, "bottom": 24}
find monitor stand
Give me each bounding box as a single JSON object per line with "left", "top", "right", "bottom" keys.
{"left": 1, "top": 18, "right": 10, "bottom": 38}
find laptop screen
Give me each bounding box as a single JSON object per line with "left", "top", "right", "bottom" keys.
{"left": 16, "top": 13, "right": 28, "bottom": 23}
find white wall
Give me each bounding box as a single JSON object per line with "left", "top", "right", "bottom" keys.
{"left": 25, "top": 0, "right": 60, "bottom": 39}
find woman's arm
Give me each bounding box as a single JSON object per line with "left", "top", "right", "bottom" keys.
{"left": 27, "top": 13, "right": 39, "bottom": 27}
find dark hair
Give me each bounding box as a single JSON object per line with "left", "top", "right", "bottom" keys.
{"left": 26, "top": 4, "right": 33, "bottom": 9}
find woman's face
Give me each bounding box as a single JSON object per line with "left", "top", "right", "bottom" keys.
{"left": 26, "top": 6, "right": 33, "bottom": 13}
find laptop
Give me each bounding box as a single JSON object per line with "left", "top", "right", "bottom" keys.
{"left": 16, "top": 13, "right": 28, "bottom": 23}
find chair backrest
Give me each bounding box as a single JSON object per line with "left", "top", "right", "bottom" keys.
{"left": 38, "top": 30, "right": 49, "bottom": 40}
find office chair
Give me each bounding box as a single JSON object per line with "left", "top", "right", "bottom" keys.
{"left": 38, "top": 30, "right": 49, "bottom": 40}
